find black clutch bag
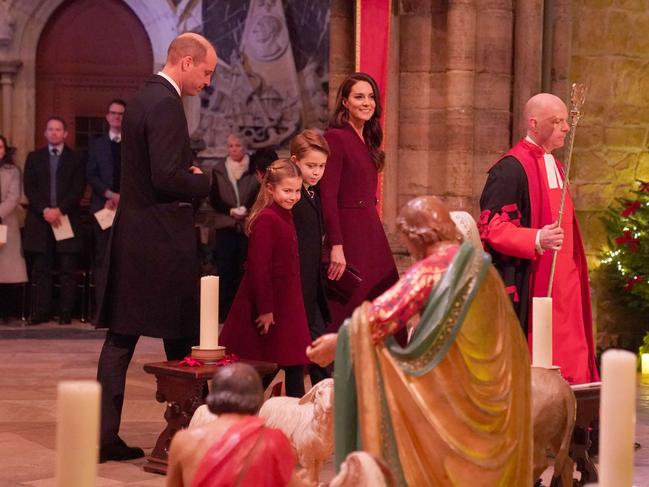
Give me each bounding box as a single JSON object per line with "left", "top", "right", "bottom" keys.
{"left": 321, "top": 262, "right": 363, "bottom": 302}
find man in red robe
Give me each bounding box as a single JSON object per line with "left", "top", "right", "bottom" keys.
{"left": 166, "top": 363, "right": 300, "bottom": 487}
{"left": 479, "top": 93, "right": 599, "bottom": 384}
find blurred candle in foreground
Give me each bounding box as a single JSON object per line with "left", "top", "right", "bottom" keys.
{"left": 599, "top": 349, "right": 636, "bottom": 487}
{"left": 532, "top": 297, "right": 552, "bottom": 368}
{"left": 56, "top": 380, "right": 100, "bottom": 487}
{"left": 200, "top": 275, "right": 220, "bottom": 349}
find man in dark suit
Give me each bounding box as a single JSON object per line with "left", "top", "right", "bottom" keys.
{"left": 23, "top": 116, "right": 85, "bottom": 324}
{"left": 87, "top": 98, "right": 125, "bottom": 306}
{"left": 95, "top": 33, "right": 217, "bottom": 462}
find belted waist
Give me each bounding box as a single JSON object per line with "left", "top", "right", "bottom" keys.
{"left": 337, "top": 197, "right": 378, "bottom": 208}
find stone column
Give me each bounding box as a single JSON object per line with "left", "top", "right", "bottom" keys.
{"left": 0, "top": 61, "right": 22, "bottom": 142}
{"left": 512, "top": 0, "right": 543, "bottom": 142}
{"left": 382, "top": 7, "right": 400, "bottom": 232}
{"left": 549, "top": 0, "right": 572, "bottom": 100}
{"left": 328, "top": 0, "right": 354, "bottom": 111}
{"left": 473, "top": 1, "right": 514, "bottom": 210}
{"left": 445, "top": 0, "right": 476, "bottom": 211}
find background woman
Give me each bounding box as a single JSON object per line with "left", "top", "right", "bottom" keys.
{"left": 320, "top": 72, "right": 398, "bottom": 330}
{"left": 209, "top": 133, "right": 259, "bottom": 320}
{"left": 0, "top": 135, "right": 28, "bottom": 320}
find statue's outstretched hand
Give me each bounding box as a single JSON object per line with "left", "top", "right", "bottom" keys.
{"left": 306, "top": 333, "right": 338, "bottom": 367}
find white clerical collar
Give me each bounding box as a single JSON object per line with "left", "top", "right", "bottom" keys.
{"left": 156, "top": 71, "right": 181, "bottom": 97}
{"left": 109, "top": 129, "right": 121, "bottom": 143}
{"left": 525, "top": 136, "right": 563, "bottom": 189}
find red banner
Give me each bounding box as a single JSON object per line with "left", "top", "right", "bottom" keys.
{"left": 355, "top": 0, "right": 392, "bottom": 218}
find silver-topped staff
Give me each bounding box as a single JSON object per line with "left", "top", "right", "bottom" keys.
{"left": 546, "top": 83, "right": 587, "bottom": 297}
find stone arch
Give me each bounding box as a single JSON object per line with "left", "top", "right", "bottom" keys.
{"left": 7, "top": 0, "right": 182, "bottom": 163}
{"left": 34, "top": 0, "right": 153, "bottom": 147}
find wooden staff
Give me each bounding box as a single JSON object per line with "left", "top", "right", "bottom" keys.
{"left": 547, "top": 83, "right": 587, "bottom": 297}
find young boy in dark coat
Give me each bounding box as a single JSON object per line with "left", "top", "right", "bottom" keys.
{"left": 289, "top": 130, "right": 332, "bottom": 385}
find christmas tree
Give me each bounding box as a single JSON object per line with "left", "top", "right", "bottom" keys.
{"left": 599, "top": 180, "right": 649, "bottom": 313}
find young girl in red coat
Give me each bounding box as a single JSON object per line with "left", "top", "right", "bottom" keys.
{"left": 220, "top": 159, "right": 311, "bottom": 397}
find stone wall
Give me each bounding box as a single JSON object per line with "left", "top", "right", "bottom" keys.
{"left": 571, "top": 0, "right": 649, "bottom": 261}
{"left": 571, "top": 0, "right": 649, "bottom": 342}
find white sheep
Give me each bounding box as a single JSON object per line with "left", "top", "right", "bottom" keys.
{"left": 258, "top": 378, "right": 335, "bottom": 484}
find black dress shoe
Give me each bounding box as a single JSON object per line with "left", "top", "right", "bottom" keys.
{"left": 58, "top": 314, "right": 72, "bottom": 325}
{"left": 99, "top": 439, "right": 144, "bottom": 463}
{"left": 28, "top": 314, "right": 51, "bottom": 325}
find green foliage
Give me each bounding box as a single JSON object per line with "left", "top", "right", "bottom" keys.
{"left": 599, "top": 180, "right": 649, "bottom": 314}
{"left": 639, "top": 331, "right": 649, "bottom": 356}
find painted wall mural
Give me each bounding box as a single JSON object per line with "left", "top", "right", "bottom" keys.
{"left": 194, "top": 0, "right": 330, "bottom": 157}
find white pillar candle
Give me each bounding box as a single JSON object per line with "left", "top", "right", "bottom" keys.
{"left": 642, "top": 353, "right": 649, "bottom": 375}
{"left": 200, "top": 275, "right": 220, "bottom": 349}
{"left": 56, "top": 381, "right": 100, "bottom": 487}
{"left": 532, "top": 297, "right": 552, "bottom": 368}
{"left": 599, "top": 349, "right": 636, "bottom": 487}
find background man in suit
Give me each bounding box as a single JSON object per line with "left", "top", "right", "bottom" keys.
{"left": 23, "top": 116, "right": 85, "bottom": 324}
{"left": 95, "top": 33, "right": 217, "bottom": 462}
{"left": 87, "top": 98, "right": 125, "bottom": 307}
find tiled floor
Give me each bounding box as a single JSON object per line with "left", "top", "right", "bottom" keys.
{"left": 0, "top": 319, "right": 648, "bottom": 486}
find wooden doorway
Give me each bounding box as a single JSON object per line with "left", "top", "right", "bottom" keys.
{"left": 35, "top": 0, "right": 153, "bottom": 152}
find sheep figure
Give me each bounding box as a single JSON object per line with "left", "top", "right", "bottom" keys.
{"left": 188, "top": 403, "right": 217, "bottom": 429}
{"left": 258, "top": 378, "right": 335, "bottom": 483}
{"left": 328, "top": 451, "right": 393, "bottom": 487}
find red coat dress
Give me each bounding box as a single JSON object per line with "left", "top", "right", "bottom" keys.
{"left": 321, "top": 123, "right": 399, "bottom": 330}
{"left": 220, "top": 203, "right": 311, "bottom": 366}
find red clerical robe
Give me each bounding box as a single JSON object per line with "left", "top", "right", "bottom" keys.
{"left": 192, "top": 416, "right": 294, "bottom": 487}
{"left": 479, "top": 138, "right": 598, "bottom": 384}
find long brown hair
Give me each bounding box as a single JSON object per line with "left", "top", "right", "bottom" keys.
{"left": 0, "top": 135, "right": 15, "bottom": 166}
{"left": 289, "top": 129, "right": 330, "bottom": 159}
{"left": 245, "top": 158, "right": 302, "bottom": 235}
{"left": 329, "top": 72, "right": 385, "bottom": 171}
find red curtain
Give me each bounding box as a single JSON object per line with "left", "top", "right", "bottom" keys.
{"left": 355, "top": 0, "right": 392, "bottom": 217}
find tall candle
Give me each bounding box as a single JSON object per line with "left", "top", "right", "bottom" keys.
{"left": 56, "top": 380, "right": 100, "bottom": 487}
{"left": 200, "top": 275, "right": 219, "bottom": 349}
{"left": 599, "top": 349, "right": 636, "bottom": 487}
{"left": 532, "top": 297, "right": 552, "bottom": 368}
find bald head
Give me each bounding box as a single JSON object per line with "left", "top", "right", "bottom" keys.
{"left": 166, "top": 32, "right": 215, "bottom": 65}
{"left": 524, "top": 93, "right": 570, "bottom": 152}
{"left": 524, "top": 93, "right": 566, "bottom": 122}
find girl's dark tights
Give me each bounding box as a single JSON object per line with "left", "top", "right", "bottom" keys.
{"left": 263, "top": 365, "right": 305, "bottom": 398}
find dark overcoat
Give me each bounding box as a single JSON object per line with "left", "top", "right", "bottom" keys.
{"left": 23, "top": 146, "right": 85, "bottom": 254}
{"left": 292, "top": 185, "right": 331, "bottom": 331}
{"left": 95, "top": 75, "right": 209, "bottom": 339}
{"left": 86, "top": 135, "right": 115, "bottom": 213}
{"left": 209, "top": 161, "right": 259, "bottom": 231}
{"left": 320, "top": 124, "right": 399, "bottom": 330}
{"left": 220, "top": 203, "right": 312, "bottom": 366}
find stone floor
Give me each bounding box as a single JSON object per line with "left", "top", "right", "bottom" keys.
{"left": 0, "top": 318, "right": 648, "bottom": 486}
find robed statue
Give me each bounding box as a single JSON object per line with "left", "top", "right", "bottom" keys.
{"left": 311, "top": 196, "right": 533, "bottom": 486}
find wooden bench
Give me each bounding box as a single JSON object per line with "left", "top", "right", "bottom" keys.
{"left": 142, "top": 359, "right": 277, "bottom": 475}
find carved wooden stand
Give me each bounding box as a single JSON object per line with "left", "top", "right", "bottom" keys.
{"left": 142, "top": 359, "right": 277, "bottom": 475}
{"left": 570, "top": 382, "right": 600, "bottom": 486}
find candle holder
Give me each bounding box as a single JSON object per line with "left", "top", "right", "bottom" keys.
{"left": 191, "top": 345, "right": 226, "bottom": 364}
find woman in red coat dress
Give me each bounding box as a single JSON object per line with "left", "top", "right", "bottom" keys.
{"left": 320, "top": 72, "right": 399, "bottom": 330}
{"left": 220, "top": 159, "right": 311, "bottom": 397}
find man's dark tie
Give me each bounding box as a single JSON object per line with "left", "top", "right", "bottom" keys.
{"left": 49, "top": 148, "right": 59, "bottom": 207}
{"left": 306, "top": 187, "right": 315, "bottom": 199}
